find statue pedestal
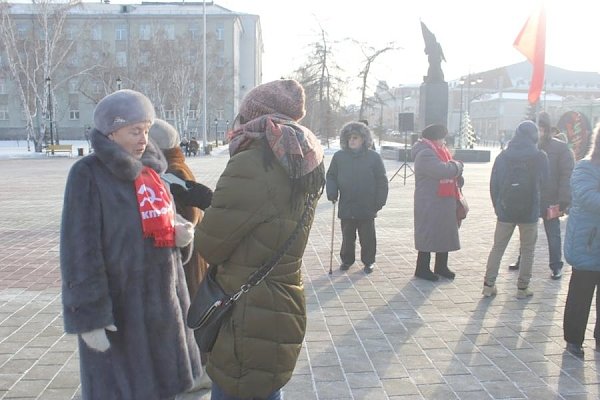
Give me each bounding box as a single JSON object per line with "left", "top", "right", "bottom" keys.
{"left": 418, "top": 81, "right": 448, "bottom": 130}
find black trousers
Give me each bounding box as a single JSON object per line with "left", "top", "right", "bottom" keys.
{"left": 416, "top": 251, "right": 448, "bottom": 271}
{"left": 340, "top": 218, "right": 376, "bottom": 266}
{"left": 564, "top": 269, "right": 600, "bottom": 346}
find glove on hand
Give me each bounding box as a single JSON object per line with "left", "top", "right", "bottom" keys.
{"left": 175, "top": 214, "right": 194, "bottom": 247}
{"left": 80, "top": 324, "right": 117, "bottom": 352}
{"left": 559, "top": 202, "right": 570, "bottom": 214}
{"left": 170, "top": 180, "right": 213, "bottom": 210}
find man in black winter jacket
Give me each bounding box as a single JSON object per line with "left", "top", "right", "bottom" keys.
{"left": 326, "top": 121, "right": 388, "bottom": 274}
{"left": 509, "top": 113, "right": 574, "bottom": 279}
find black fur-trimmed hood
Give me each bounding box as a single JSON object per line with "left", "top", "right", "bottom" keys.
{"left": 339, "top": 121, "right": 373, "bottom": 151}
{"left": 90, "top": 128, "right": 167, "bottom": 180}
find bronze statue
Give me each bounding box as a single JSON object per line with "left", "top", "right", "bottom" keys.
{"left": 421, "top": 21, "right": 446, "bottom": 83}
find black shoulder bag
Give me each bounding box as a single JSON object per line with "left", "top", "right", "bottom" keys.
{"left": 187, "top": 195, "right": 315, "bottom": 353}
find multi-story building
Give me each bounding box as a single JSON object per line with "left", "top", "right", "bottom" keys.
{"left": 0, "top": 1, "right": 262, "bottom": 142}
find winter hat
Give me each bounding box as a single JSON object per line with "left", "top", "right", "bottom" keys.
{"left": 149, "top": 119, "right": 180, "bottom": 150}
{"left": 239, "top": 79, "right": 306, "bottom": 122}
{"left": 515, "top": 120, "right": 539, "bottom": 144}
{"left": 421, "top": 124, "right": 448, "bottom": 140}
{"left": 93, "top": 89, "right": 155, "bottom": 135}
{"left": 537, "top": 111, "right": 551, "bottom": 132}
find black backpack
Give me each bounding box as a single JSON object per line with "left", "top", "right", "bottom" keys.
{"left": 499, "top": 158, "right": 536, "bottom": 221}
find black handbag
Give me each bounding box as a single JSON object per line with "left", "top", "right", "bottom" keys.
{"left": 187, "top": 195, "right": 315, "bottom": 353}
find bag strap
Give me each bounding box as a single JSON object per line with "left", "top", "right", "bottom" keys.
{"left": 228, "top": 193, "right": 316, "bottom": 303}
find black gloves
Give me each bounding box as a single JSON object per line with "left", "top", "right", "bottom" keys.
{"left": 170, "top": 180, "right": 213, "bottom": 210}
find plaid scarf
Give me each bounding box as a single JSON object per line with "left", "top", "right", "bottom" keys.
{"left": 134, "top": 166, "right": 175, "bottom": 247}
{"left": 421, "top": 138, "right": 460, "bottom": 199}
{"left": 227, "top": 114, "right": 324, "bottom": 178}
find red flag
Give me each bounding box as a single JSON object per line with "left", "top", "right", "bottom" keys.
{"left": 513, "top": 4, "right": 546, "bottom": 104}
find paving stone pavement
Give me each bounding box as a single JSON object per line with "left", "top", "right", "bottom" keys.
{"left": 1, "top": 147, "right": 599, "bottom": 400}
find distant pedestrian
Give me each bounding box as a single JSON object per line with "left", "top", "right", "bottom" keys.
{"left": 326, "top": 121, "right": 388, "bottom": 274}
{"left": 482, "top": 120, "right": 549, "bottom": 298}
{"left": 411, "top": 124, "right": 464, "bottom": 281}
{"left": 563, "top": 123, "right": 600, "bottom": 358}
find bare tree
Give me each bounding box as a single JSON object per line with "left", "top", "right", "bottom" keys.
{"left": 0, "top": 0, "right": 94, "bottom": 152}
{"left": 292, "top": 23, "right": 346, "bottom": 147}
{"left": 354, "top": 41, "right": 398, "bottom": 121}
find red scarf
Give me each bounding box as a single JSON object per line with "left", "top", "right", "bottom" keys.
{"left": 134, "top": 166, "right": 175, "bottom": 247}
{"left": 421, "top": 138, "right": 460, "bottom": 199}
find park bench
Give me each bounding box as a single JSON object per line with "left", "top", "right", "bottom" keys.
{"left": 45, "top": 144, "right": 73, "bottom": 156}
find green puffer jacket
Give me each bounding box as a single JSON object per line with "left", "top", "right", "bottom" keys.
{"left": 195, "top": 142, "right": 315, "bottom": 398}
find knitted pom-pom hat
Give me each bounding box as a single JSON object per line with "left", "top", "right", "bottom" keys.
{"left": 239, "top": 79, "right": 306, "bottom": 122}
{"left": 93, "top": 89, "right": 155, "bottom": 135}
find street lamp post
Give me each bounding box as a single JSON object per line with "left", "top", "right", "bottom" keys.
{"left": 214, "top": 118, "right": 218, "bottom": 147}
{"left": 116, "top": 77, "right": 122, "bottom": 90}
{"left": 225, "top": 119, "right": 229, "bottom": 143}
{"left": 46, "top": 77, "right": 54, "bottom": 154}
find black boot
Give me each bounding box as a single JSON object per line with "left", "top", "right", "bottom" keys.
{"left": 415, "top": 251, "right": 439, "bottom": 281}
{"left": 434, "top": 252, "right": 455, "bottom": 279}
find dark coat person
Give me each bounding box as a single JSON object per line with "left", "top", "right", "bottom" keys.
{"left": 194, "top": 79, "right": 325, "bottom": 399}
{"left": 483, "top": 120, "right": 549, "bottom": 298}
{"left": 326, "top": 121, "right": 388, "bottom": 273}
{"left": 60, "top": 90, "right": 201, "bottom": 400}
{"left": 563, "top": 125, "right": 600, "bottom": 357}
{"left": 537, "top": 112, "right": 575, "bottom": 278}
{"left": 412, "top": 124, "right": 463, "bottom": 281}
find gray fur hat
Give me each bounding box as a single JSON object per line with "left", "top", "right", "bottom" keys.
{"left": 149, "top": 119, "right": 180, "bottom": 150}
{"left": 93, "top": 89, "right": 155, "bottom": 135}
{"left": 339, "top": 121, "right": 373, "bottom": 150}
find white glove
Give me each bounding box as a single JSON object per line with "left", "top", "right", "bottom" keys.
{"left": 80, "top": 324, "right": 117, "bottom": 352}
{"left": 175, "top": 214, "right": 194, "bottom": 247}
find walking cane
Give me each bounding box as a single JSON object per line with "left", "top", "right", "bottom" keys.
{"left": 329, "top": 201, "right": 336, "bottom": 275}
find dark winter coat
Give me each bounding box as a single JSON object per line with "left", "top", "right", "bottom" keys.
{"left": 411, "top": 140, "right": 463, "bottom": 252}
{"left": 564, "top": 160, "right": 600, "bottom": 272}
{"left": 538, "top": 136, "right": 575, "bottom": 211}
{"left": 490, "top": 132, "right": 548, "bottom": 223}
{"left": 194, "top": 141, "right": 318, "bottom": 398}
{"left": 326, "top": 129, "right": 388, "bottom": 219}
{"left": 60, "top": 129, "right": 201, "bottom": 400}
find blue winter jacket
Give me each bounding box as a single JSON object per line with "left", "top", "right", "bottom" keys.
{"left": 490, "top": 132, "right": 549, "bottom": 223}
{"left": 564, "top": 160, "right": 600, "bottom": 271}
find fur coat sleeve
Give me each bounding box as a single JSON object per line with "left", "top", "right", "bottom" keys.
{"left": 60, "top": 160, "right": 114, "bottom": 334}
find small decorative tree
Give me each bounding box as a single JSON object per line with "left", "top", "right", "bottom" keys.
{"left": 461, "top": 112, "right": 477, "bottom": 149}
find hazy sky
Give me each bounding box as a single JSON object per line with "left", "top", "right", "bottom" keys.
{"left": 214, "top": 0, "right": 598, "bottom": 102}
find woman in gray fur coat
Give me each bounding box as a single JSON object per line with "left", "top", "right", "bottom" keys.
{"left": 59, "top": 90, "right": 201, "bottom": 400}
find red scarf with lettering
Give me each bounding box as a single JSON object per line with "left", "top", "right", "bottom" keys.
{"left": 134, "top": 166, "right": 175, "bottom": 247}
{"left": 421, "top": 138, "right": 460, "bottom": 199}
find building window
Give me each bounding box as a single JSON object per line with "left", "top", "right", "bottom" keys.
{"left": 165, "top": 24, "right": 175, "bottom": 40}
{"left": 216, "top": 26, "right": 224, "bottom": 41}
{"left": 92, "top": 25, "right": 102, "bottom": 40}
{"left": 189, "top": 24, "right": 199, "bottom": 40}
{"left": 0, "top": 107, "right": 8, "bottom": 120}
{"left": 68, "top": 80, "right": 78, "bottom": 94}
{"left": 139, "top": 51, "right": 150, "bottom": 66}
{"left": 165, "top": 110, "right": 175, "bottom": 120}
{"left": 116, "top": 51, "right": 127, "bottom": 67}
{"left": 93, "top": 82, "right": 102, "bottom": 94}
{"left": 115, "top": 25, "right": 128, "bottom": 41}
{"left": 188, "top": 109, "right": 197, "bottom": 120}
{"left": 216, "top": 110, "right": 224, "bottom": 120}
{"left": 69, "top": 110, "right": 80, "bottom": 120}
{"left": 139, "top": 24, "right": 151, "bottom": 40}
{"left": 66, "top": 27, "right": 76, "bottom": 41}
{"left": 0, "top": 79, "right": 6, "bottom": 94}
{"left": 16, "top": 24, "right": 27, "bottom": 40}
